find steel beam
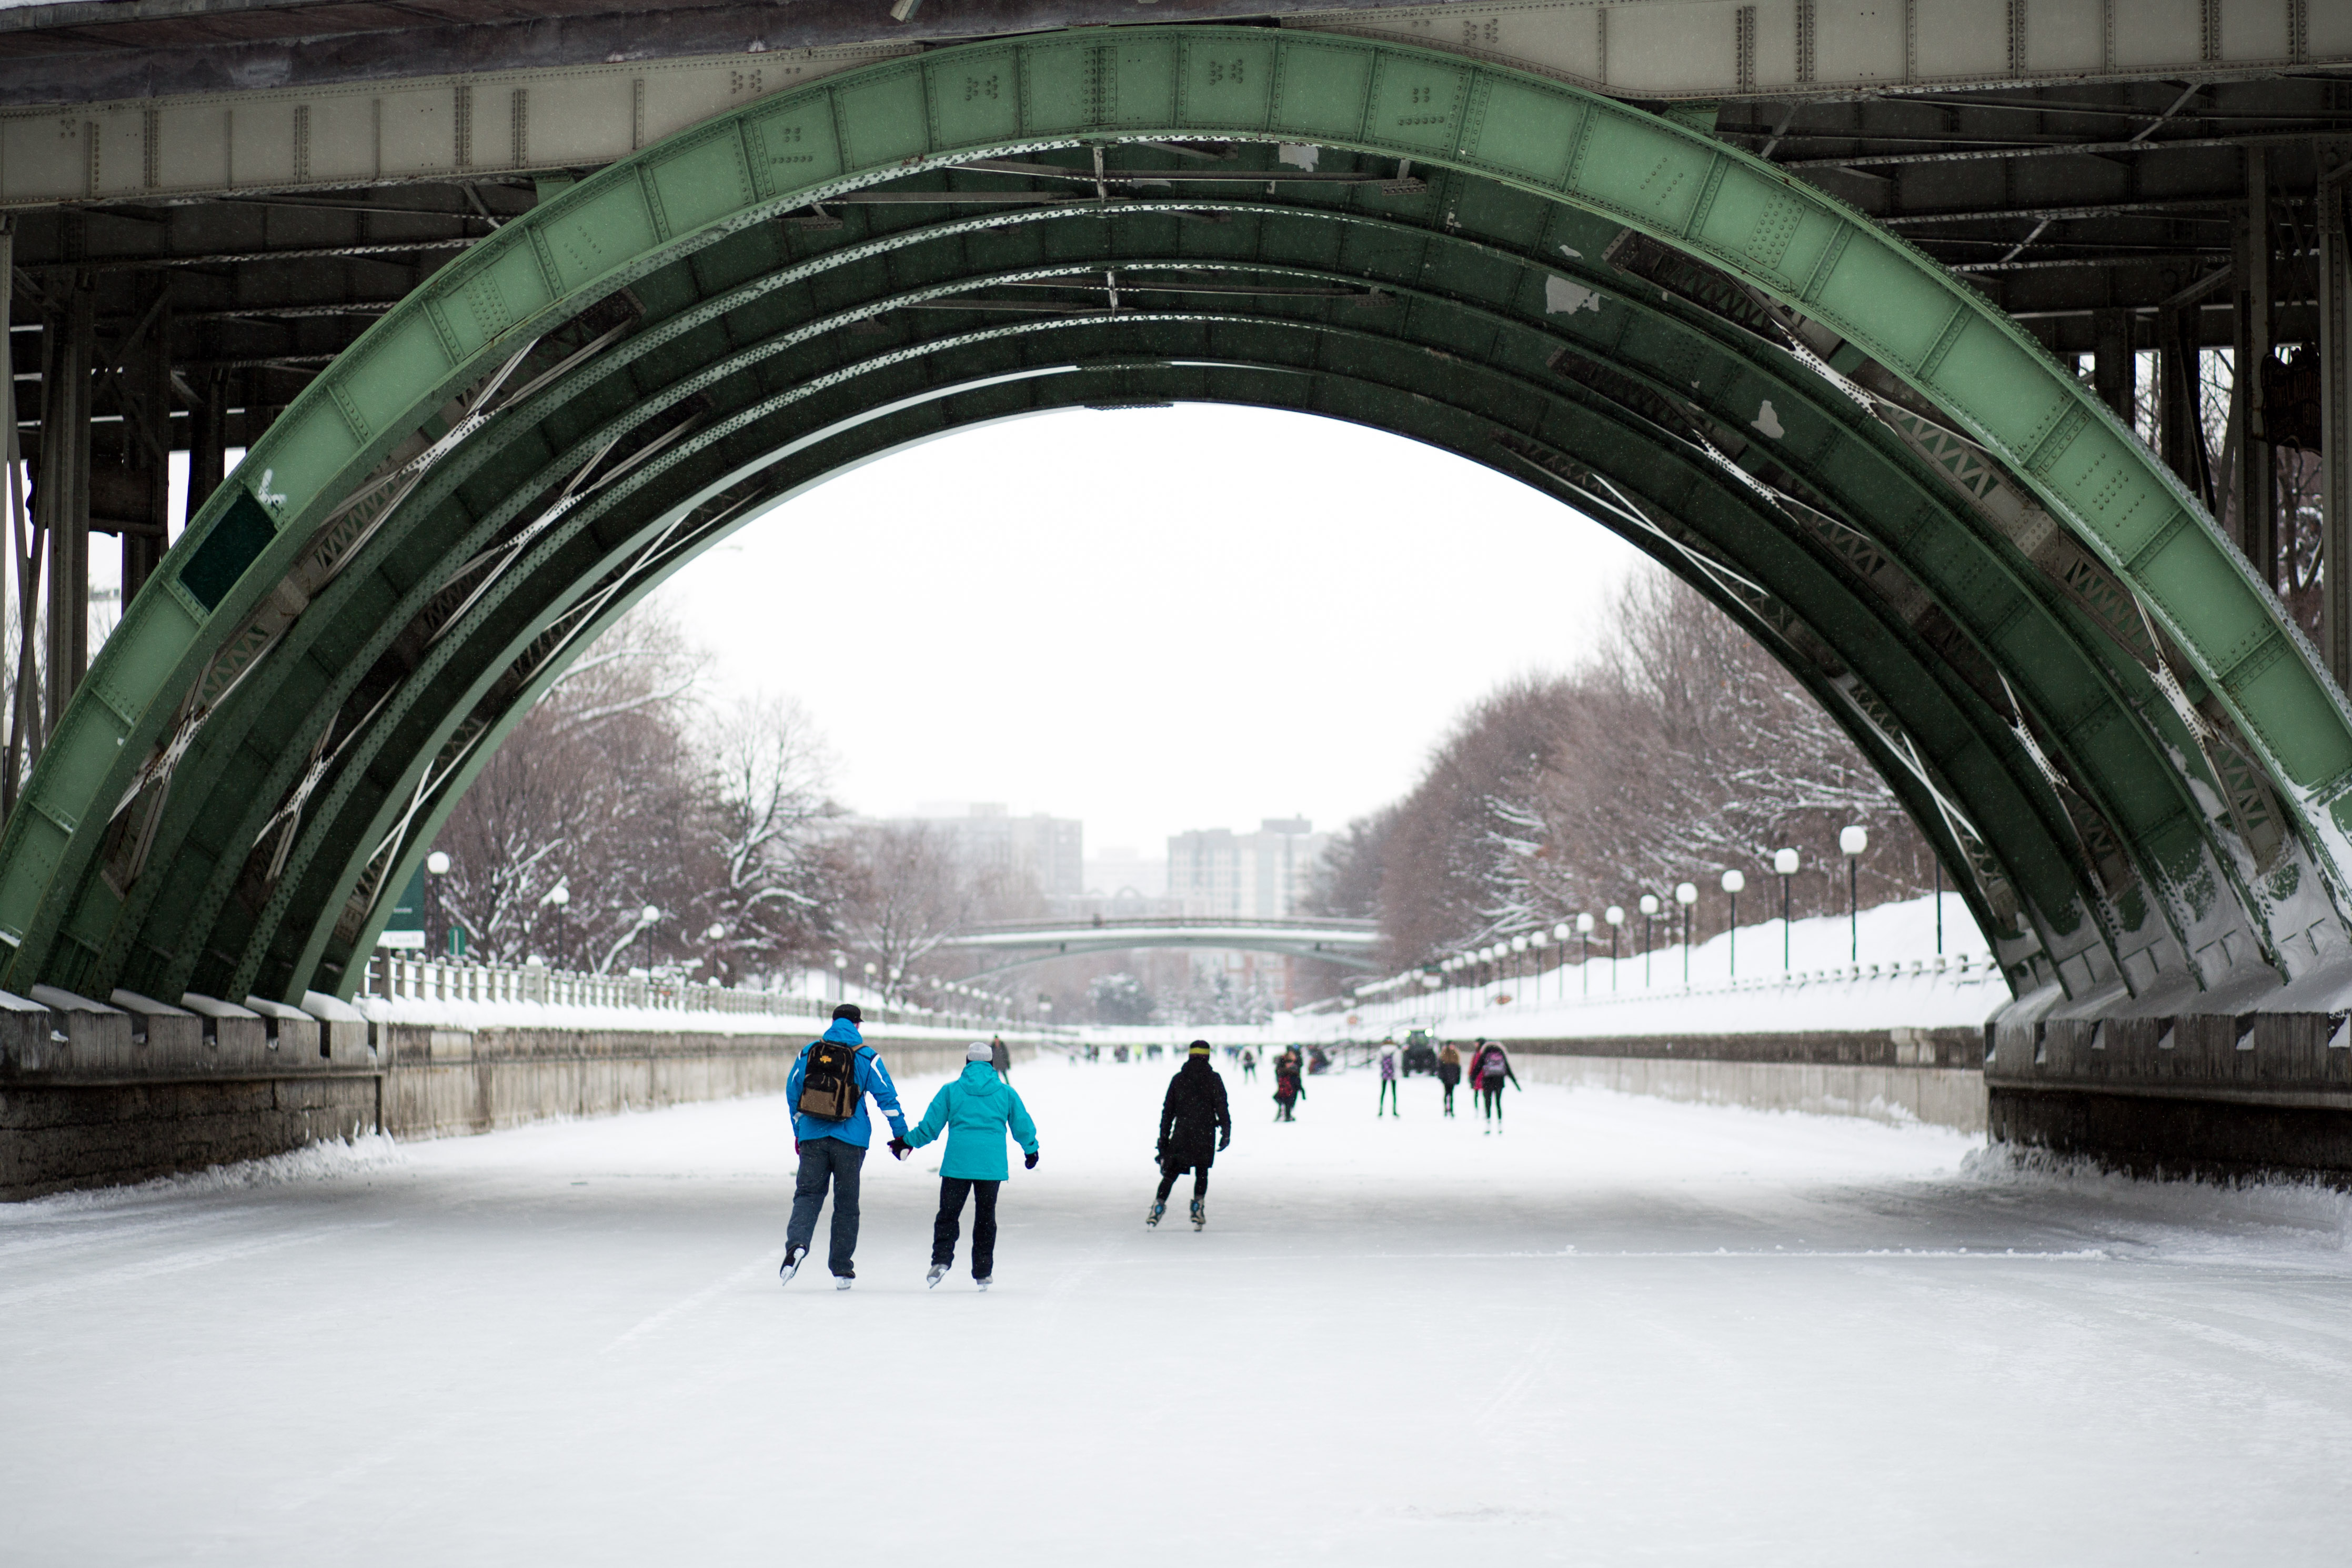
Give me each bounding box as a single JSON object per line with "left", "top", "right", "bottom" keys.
{"left": 2323, "top": 149, "right": 2352, "bottom": 690}
{"left": 2234, "top": 147, "right": 2278, "bottom": 585}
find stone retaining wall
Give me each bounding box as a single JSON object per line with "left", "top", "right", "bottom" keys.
{"left": 1506, "top": 1029, "right": 1988, "bottom": 1132}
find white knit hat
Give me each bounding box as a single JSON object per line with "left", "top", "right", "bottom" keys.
{"left": 967, "top": 1040, "right": 994, "bottom": 1062}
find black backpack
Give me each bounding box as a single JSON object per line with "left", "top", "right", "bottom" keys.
{"left": 797, "top": 1040, "right": 865, "bottom": 1120}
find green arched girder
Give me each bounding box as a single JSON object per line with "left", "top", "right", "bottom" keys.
{"left": 3, "top": 26, "right": 2346, "bottom": 1018}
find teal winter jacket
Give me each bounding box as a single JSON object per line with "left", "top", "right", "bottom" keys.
{"left": 906, "top": 1061, "right": 1040, "bottom": 1181}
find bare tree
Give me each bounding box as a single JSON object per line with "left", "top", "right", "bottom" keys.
{"left": 693, "top": 691, "right": 835, "bottom": 984}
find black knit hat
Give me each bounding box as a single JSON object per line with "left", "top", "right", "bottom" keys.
{"left": 832, "top": 1002, "right": 862, "bottom": 1023}
{"left": 1189, "top": 1040, "right": 1212, "bottom": 1056}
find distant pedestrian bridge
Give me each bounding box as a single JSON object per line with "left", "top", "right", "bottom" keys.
{"left": 939, "top": 918, "right": 1383, "bottom": 978}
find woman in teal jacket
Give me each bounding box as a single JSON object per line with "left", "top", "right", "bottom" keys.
{"left": 897, "top": 1040, "right": 1041, "bottom": 1290}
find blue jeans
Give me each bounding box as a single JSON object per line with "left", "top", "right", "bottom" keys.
{"left": 787, "top": 1137, "right": 867, "bottom": 1276}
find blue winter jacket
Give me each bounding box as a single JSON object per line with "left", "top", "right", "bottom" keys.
{"left": 785, "top": 1019, "right": 909, "bottom": 1149}
{"left": 905, "top": 1061, "right": 1039, "bottom": 1181}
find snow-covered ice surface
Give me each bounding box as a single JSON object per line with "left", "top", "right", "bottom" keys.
{"left": 7, "top": 1059, "right": 2351, "bottom": 1565}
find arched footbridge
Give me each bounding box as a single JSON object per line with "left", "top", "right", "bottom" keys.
{"left": 5, "top": 20, "right": 2352, "bottom": 1089}
{"left": 939, "top": 918, "right": 1382, "bottom": 981}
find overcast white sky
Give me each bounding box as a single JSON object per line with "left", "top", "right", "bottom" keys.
{"left": 654, "top": 403, "right": 1646, "bottom": 859}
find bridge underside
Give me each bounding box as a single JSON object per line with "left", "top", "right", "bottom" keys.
{"left": 4, "top": 24, "right": 2352, "bottom": 1070}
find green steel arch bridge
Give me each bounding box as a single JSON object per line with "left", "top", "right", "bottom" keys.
{"left": 5, "top": 0, "right": 2352, "bottom": 1172}
{"left": 938, "top": 917, "right": 1383, "bottom": 980}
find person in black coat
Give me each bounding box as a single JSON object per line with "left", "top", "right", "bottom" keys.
{"left": 1151, "top": 1040, "right": 1232, "bottom": 1229}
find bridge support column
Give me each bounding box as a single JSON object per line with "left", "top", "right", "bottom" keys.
{"left": 187, "top": 369, "right": 228, "bottom": 527}
{"left": 2155, "top": 299, "right": 2210, "bottom": 508}
{"left": 2321, "top": 146, "right": 2352, "bottom": 690}
{"left": 2092, "top": 308, "right": 2136, "bottom": 427}
{"left": 35, "top": 274, "right": 93, "bottom": 732}
{"left": 1, "top": 218, "right": 30, "bottom": 818}
{"left": 2232, "top": 147, "right": 2278, "bottom": 589}
{"left": 93, "top": 280, "right": 173, "bottom": 606}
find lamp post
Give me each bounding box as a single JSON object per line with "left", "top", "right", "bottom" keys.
{"left": 705, "top": 922, "right": 728, "bottom": 984}
{"left": 1575, "top": 912, "right": 1594, "bottom": 995}
{"left": 1721, "top": 870, "right": 1744, "bottom": 977}
{"left": 638, "top": 903, "right": 661, "bottom": 972}
{"left": 1604, "top": 906, "right": 1623, "bottom": 992}
{"left": 544, "top": 881, "right": 569, "bottom": 969}
{"left": 1552, "top": 921, "right": 1571, "bottom": 1002}
{"left": 1638, "top": 894, "right": 1660, "bottom": 987}
{"left": 423, "top": 850, "right": 451, "bottom": 959}
{"left": 1933, "top": 856, "right": 1944, "bottom": 955}
{"left": 831, "top": 950, "right": 848, "bottom": 1002}
{"left": 1674, "top": 882, "right": 1697, "bottom": 987}
{"left": 1511, "top": 933, "right": 1529, "bottom": 1003}
{"left": 1773, "top": 848, "right": 1800, "bottom": 970}
{"left": 863, "top": 960, "right": 879, "bottom": 1001}
{"left": 1840, "top": 825, "right": 1869, "bottom": 962}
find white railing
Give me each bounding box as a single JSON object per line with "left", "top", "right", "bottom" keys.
{"left": 357, "top": 953, "right": 1052, "bottom": 1035}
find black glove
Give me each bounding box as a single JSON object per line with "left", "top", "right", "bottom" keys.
{"left": 887, "top": 1137, "right": 910, "bottom": 1160}
{"left": 1156, "top": 1141, "right": 1169, "bottom": 1163}
{"left": 1218, "top": 1132, "right": 1230, "bottom": 1151}
{"left": 1023, "top": 1149, "right": 1039, "bottom": 1170}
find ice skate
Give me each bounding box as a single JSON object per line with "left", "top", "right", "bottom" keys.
{"left": 974, "top": 1276, "right": 992, "bottom": 1291}
{"left": 1190, "top": 1198, "right": 1205, "bottom": 1230}
{"left": 779, "top": 1245, "right": 805, "bottom": 1286}
{"left": 926, "top": 1263, "right": 947, "bottom": 1288}
{"left": 833, "top": 1274, "right": 853, "bottom": 1291}
{"left": 1148, "top": 1201, "right": 1165, "bottom": 1228}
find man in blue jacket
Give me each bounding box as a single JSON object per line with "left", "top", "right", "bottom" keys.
{"left": 901, "top": 1039, "right": 1040, "bottom": 1291}
{"left": 781, "top": 1003, "right": 909, "bottom": 1290}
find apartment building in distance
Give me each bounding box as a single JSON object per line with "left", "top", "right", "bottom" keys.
{"left": 1166, "top": 818, "right": 1330, "bottom": 920}
{"left": 902, "top": 802, "right": 1084, "bottom": 898}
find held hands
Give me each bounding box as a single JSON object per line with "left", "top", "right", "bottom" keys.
{"left": 1024, "top": 1149, "right": 1039, "bottom": 1170}
{"left": 888, "top": 1137, "right": 910, "bottom": 1160}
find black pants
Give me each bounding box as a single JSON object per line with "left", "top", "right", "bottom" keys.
{"left": 1156, "top": 1159, "right": 1209, "bottom": 1203}
{"left": 932, "top": 1177, "right": 1000, "bottom": 1278}
{"left": 1479, "top": 1081, "right": 1505, "bottom": 1121}
{"left": 1377, "top": 1079, "right": 1399, "bottom": 1115}
{"left": 787, "top": 1137, "right": 867, "bottom": 1276}
{"left": 1441, "top": 1079, "right": 1457, "bottom": 1115}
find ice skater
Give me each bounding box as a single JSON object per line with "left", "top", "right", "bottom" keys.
{"left": 1375, "top": 1040, "right": 1400, "bottom": 1117}
{"left": 1241, "top": 1047, "right": 1258, "bottom": 1083}
{"left": 1469, "top": 1038, "right": 1520, "bottom": 1132}
{"left": 1438, "top": 1040, "right": 1462, "bottom": 1118}
{"left": 901, "top": 1039, "right": 1040, "bottom": 1291}
{"left": 781, "top": 1003, "right": 910, "bottom": 1289}
{"left": 1272, "top": 1046, "right": 1304, "bottom": 1122}
{"left": 1152, "top": 1040, "right": 1232, "bottom": 1229}
{"left": 989, "top": 1034, "right": 1011, "bottom": 1079}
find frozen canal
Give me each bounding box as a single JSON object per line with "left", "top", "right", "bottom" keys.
{"left": 7, "top": 1057, "right": 2350, "bottom": 1565}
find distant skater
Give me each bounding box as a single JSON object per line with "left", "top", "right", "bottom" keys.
{"left": 1375, "top": 1041, "right": 1400, "bottom": 1118}
{"left": 1153, "top": 1041, "right": 1232, "bottom": 1230}
{"left": 781, "top": 1003, "right": 910, "bottom": 1290}
{"left": 903, "top": 1040, "right": 1039, "bottom": 1291}
{"left": 1241, "top": 1047, "right": 1258, "bottom": 1083}
{"left": 1469, "top": 1038, "right": 1520, "bottom": 1133}
{"left": 1273, "top": 1046, "right": 1304, "bottom": 1122}
{"left": 989, "top": 1034, "right": 1011, "bottom": 1080}
{"left": 1437, "top": 1041, "right": 1462, "bottom": 1118}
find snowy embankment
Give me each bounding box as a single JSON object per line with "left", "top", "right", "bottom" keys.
{"left": 1084, "top": 892, "right": 2006, "bottom": 1047}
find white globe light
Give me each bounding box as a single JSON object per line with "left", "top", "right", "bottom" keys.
{"left": 1605, "top": 906, "right": 1624, "bottom": 926}
{"left": 547, "top": 882, "right": 569, "bottom": 907}
{"left": 424, "top": 850, "right": 450, "bottom": 875}
{"left": 1553, "top": 921, "right": 1572, "bottom": 940}
{"left": 1575, "top": 912, "right": 1595, "bottom": 933}
{"left": 1674, "top": 882, "right": 1697, "bottom": 906}
{"left": 707, "top": 922, "right": 729, "bottom": 941}
{"left": 1639, "top": 894, "right": 1660, "bottom": 916}
{"left": 1721, "top": 870, "right": 1745, "bottom": 894}
{"left": 1511, "top": 934, "right": 1529, "bottom": 952}
{"left": 1774, "top": 847, "right": 1801, "bottom": 875}
{"left": 641, "top": 904, "right": 661, "bottom": 923}
{"left": 1840, "top": 825, "right": 1869, "bottom": 856}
